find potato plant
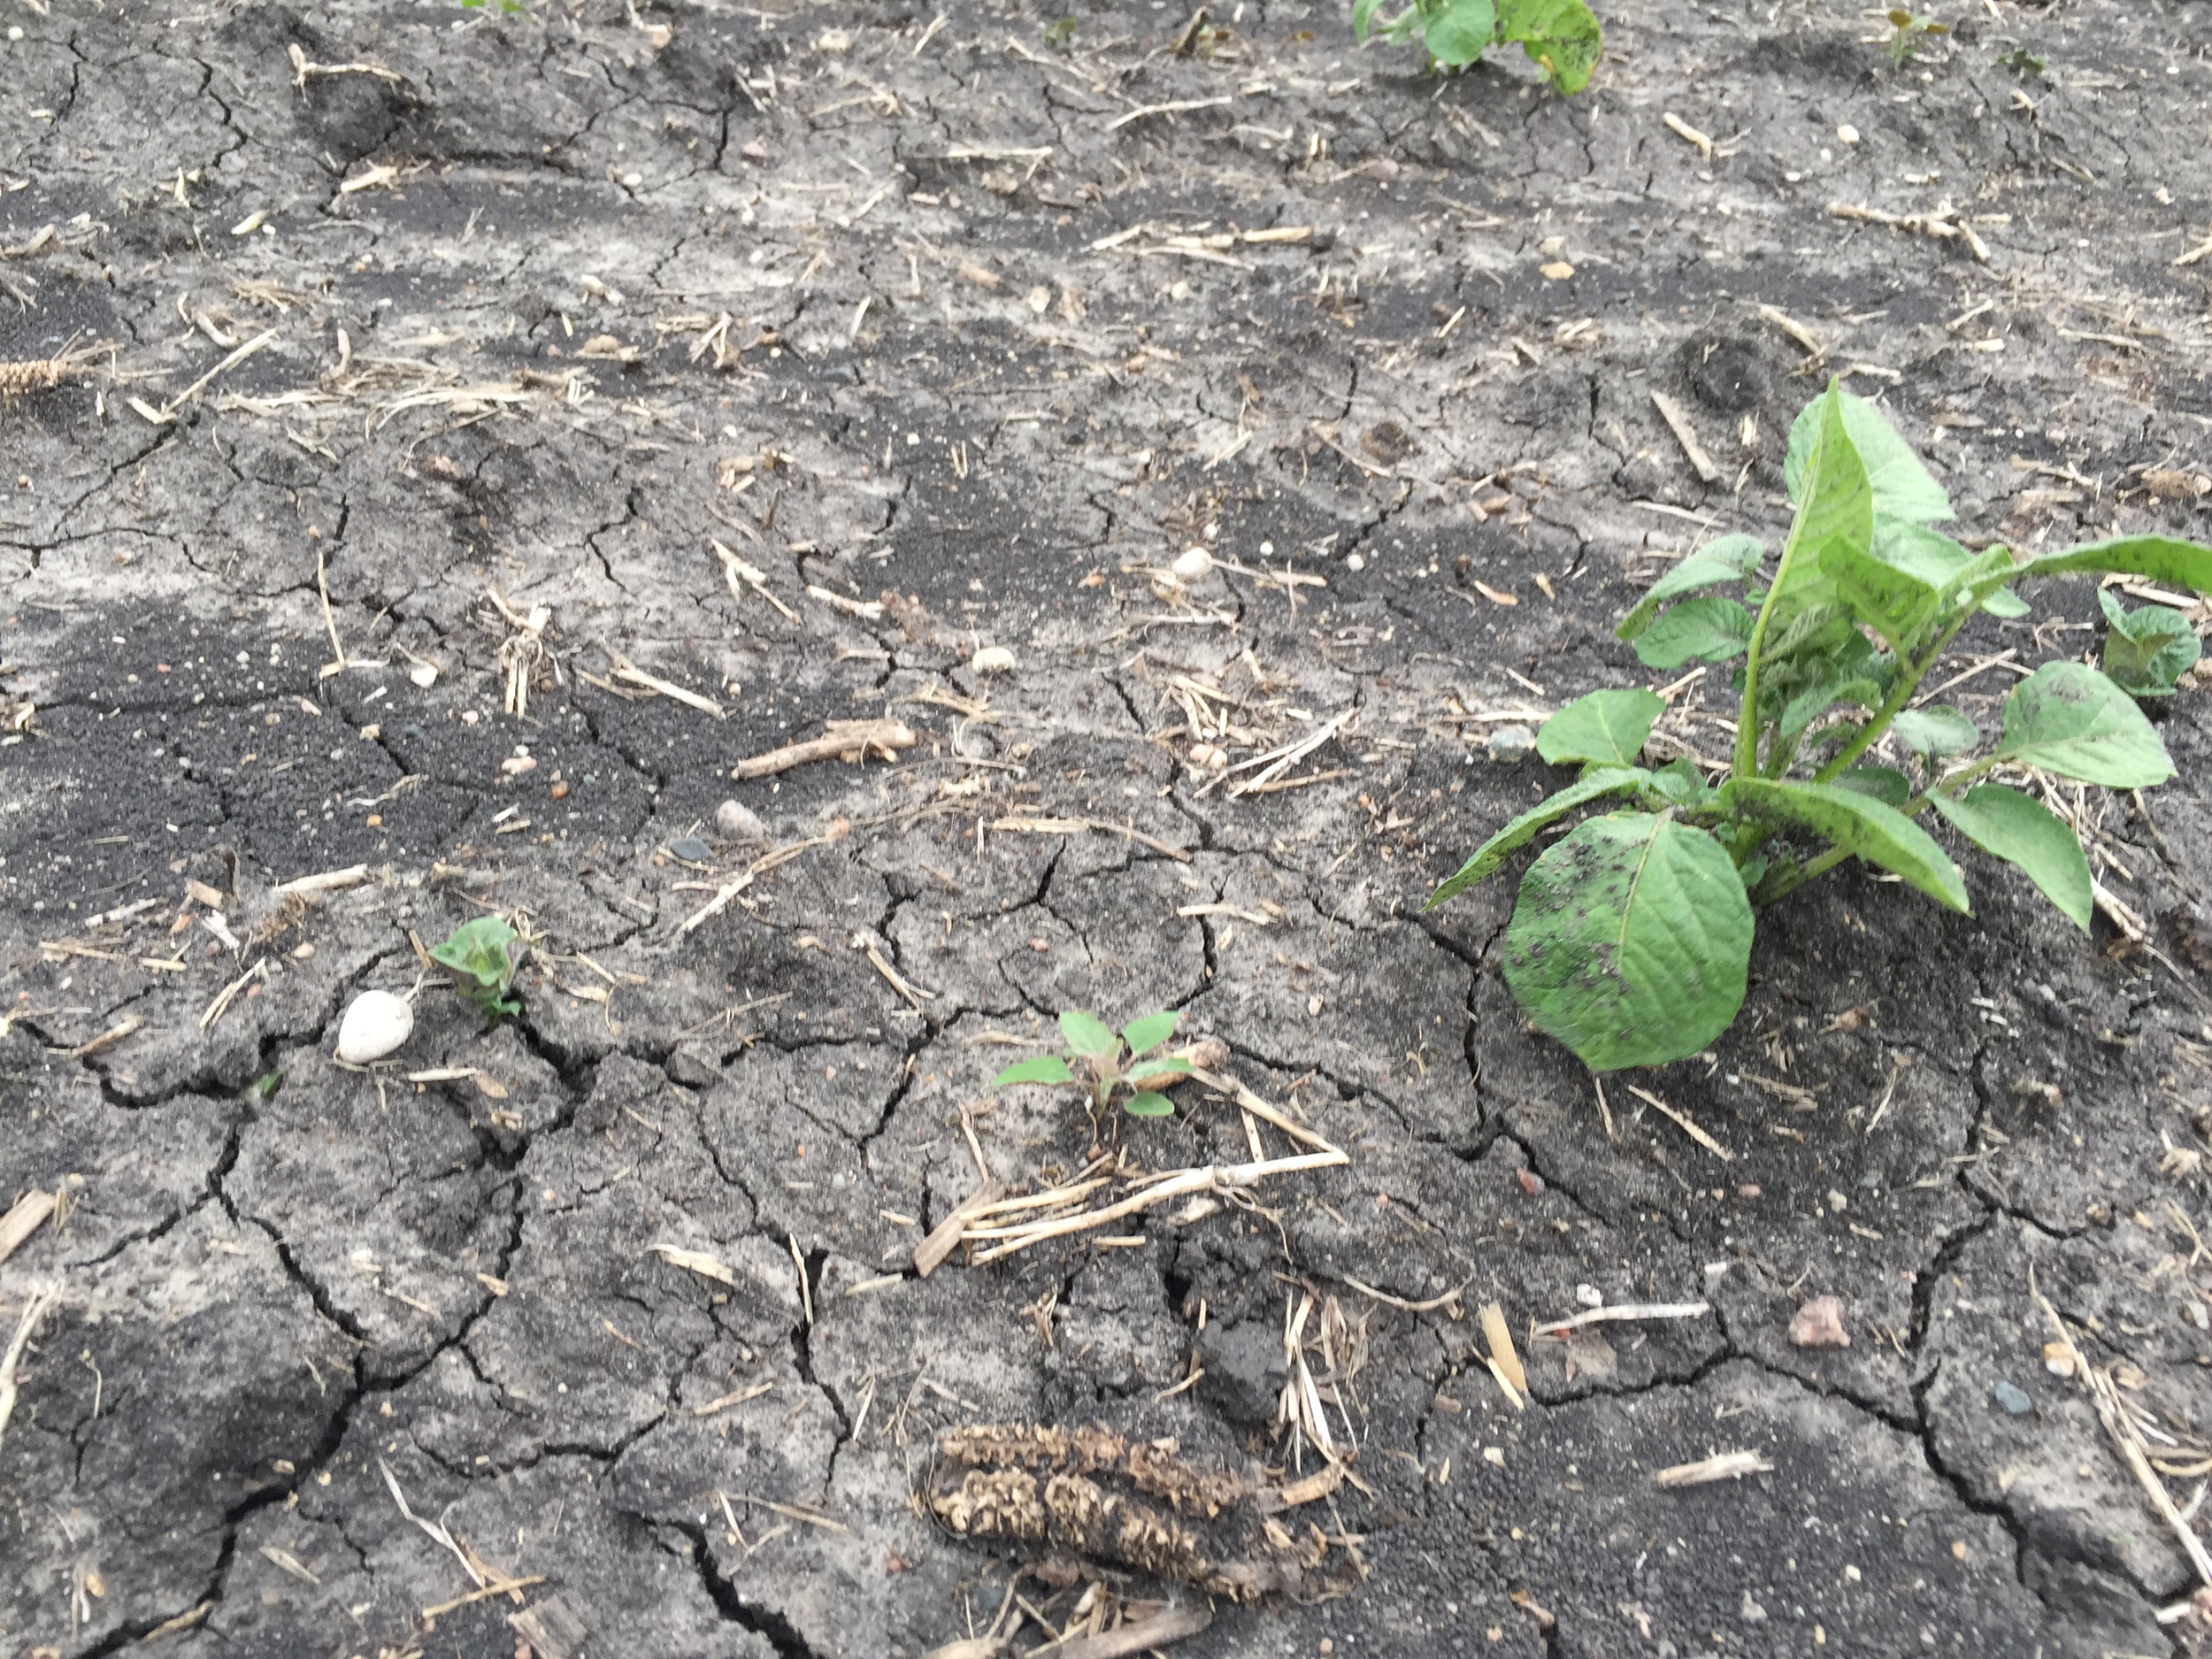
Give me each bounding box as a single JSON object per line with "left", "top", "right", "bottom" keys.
{"left": 1429, "top": 381, "right": 2212, "bottom": 1072}
{"left": 1352, "top": 0, "right": 1601, "bottom": 93}
{"left": 431, "top": 917, "right": 526, "bottom": 1024}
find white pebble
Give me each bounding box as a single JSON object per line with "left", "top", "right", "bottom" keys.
{"left": 971, "top": 645, "right": 1017, "bottom": 674}
{"left": 1171, "top": 547, "right": 1213, "bottom": 582}
{"left": 1486, "top": 724, "right": 1537, "bottom": 762}
{"left": 334, "top": 990, "right": 413, "bottom": 1065}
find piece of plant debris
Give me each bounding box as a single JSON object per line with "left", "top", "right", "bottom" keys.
{"left": 994, "top": 1010, "right": 1191, "bottom": 1118}
{"left": 926, "top": 1424, "right": 1359, "bottom": 1602}
{"left": 2099, "top": 588, "right": 2200, "bottom": 699}
{"left": 1428, "top": 380, "right": 2212, "bottom": 1072}
{"left": 1351, "top": 0, "right": 1601, "bottom": 94}
{"left": 431, "top": 917, "right": 526, "bottom": 1024}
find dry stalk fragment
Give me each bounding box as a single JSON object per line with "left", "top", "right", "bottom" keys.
{"left": 731, "top": 718, "right": 917, "bottom": 780}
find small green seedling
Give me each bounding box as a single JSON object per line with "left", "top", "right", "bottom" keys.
{"left": 1884, "top": 9, "right": 1948, "bottom": 68}
{"left": 460, "top": 0, "right": 531, "bottom": 12}
{"left": 1351, "top": 0, "right": 1601, "bottom": 95}
{"left": 1428, "top": 380, "right": 2212, "bottom": 1074}
{"left": 1998, "top": 46, "right": 2045, "bottom": 78}
{"left": 993, "top": 1010, "right": 1193, "bottom": 1119}
{"left": 432, "top": 917, "right": 526, "bottom": 1024}
{"left": 1041, "top": 16, "right": 1078, "bottom": 49}
{"left": 2101, "top": 589, "right": 2200, "bottom": 698}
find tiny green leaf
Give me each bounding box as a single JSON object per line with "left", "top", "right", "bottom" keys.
{"left": 1617, "top": 534, "right": 1763, "bottom": 641}
{"left": 1632, "top": 596, "right": 1754, "bottom": 669}
{"left": 1058, "top": 1010, "right": 1118, "bottom": 1057}
{"left": 1993, "top": 662, "right": 2175, "bottom": 787}
{"left": 1425, "top": 766, "right": 1650, "bottom": 907}
{"left": 1536, "top": 688, "right": 1665, "bottom": 768}
{"left": 1123, "top": 1090, "right": 1176, "bottom": 1118}
{"left": 1500, "top": 811, "right": 1752, "bottom": 1072}
{"left": 995, "top": 1055, "right": 1077, "bottom": 1087}
{"left": 1890, "top": 706, "right": 1979, "bottom": 758}
{"left": 1352, "top": 0, "right": 1382, "bottom": 42}
{"left": 1723, "top": 777, "right": 1968, "bottom": 912}
{"left": 1119, "top": 1010, "right": 1179, "bottom": 1056}
{"left": 1928, "top": 784, "right": 2093, "bottom": 934}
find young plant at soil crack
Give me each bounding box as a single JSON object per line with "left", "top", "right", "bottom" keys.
{"left": 993, "top": 1010, "right": 1192, "bottom": 1119}
{"left": 1427, "top": 380, "right": 2212, "bottom": 1073}
{"left": 1351, "top": 0, "right": 1601, "bottom": 94}
{"left": 432, "top": 916, "right": 526, "bottom": 1025}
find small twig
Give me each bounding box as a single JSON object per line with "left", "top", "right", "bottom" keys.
{"left": 1532, "top": 1301, "right": 1711, "bottom": 1339}
{"left": 1624, "top": 1085, "right": 1733, "bottom": 1161}
{"left": 0, "top": 1282, "right": 60, "bottom": 1455}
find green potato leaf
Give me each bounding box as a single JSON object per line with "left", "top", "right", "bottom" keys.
{"left": 431, "top": 917, "right": 523, "bottom": 992}
{"left": 1352, "top": 0, "right": 1383, "bottom": 42}
{"left": 1422, "top": 0, "right": 1495, "bottom": 64}
{"left": 1722, "top": 777, "right": 1968, "bottom": 912}
{"left": 1928, "top": 783, "right": 2093, "bottom": 933}
{"left": 1993, "top": 662, "right": 2175, "bottom": 787}
{"left": 1119, "top": 1010, "right": 1179, "bottom": 1056}
{"left": 1059, "top": 1010, "right": 1119, "bottom": 1057}
{"left": 1500, "top": 812, "right": 1752, "bottom": 1072}
{"left": 1822, "top": 517, "right": 1977, "bottom": 654}
{"left": 1785, "top": 387, "right": 1952, "bottom": 527}
{"left": 1632, "top": 596, "right": 1754, "bottom": 669}
{"left": 2099, "top": 589, "right": 2200, "bottom": 697}
{"left": 1765, "top": 386, "right": 1871, "bottom": 643}
{"left": 1537, "top": 688, "right": 1666, "bottom": 768}
{"left": 1426, "top": 766, "right": 1651, "bottom": 907}
{"left": 1832, "top": 766, "right": 1911, "bottom": 809}
{"left": 1890, "top": 705, "right": 1979, "bottom": 758}
{"left": 995, "top": 1055, "right": 1076, "bottom": 1087}
{"left": 1617, "top": 534, "right": 1763, "bottom": 641}
{"left": 1123, "top": 1090, "right": 1176, "bottom": 1118}
{"left": 1495, "top": 0, "right": 1602, "bottom": 92}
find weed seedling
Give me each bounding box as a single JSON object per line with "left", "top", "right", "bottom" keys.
{"left": 1998, "top": 45, "right": 2046, "bottom": 78}
{"left": 1428, "top": 380, "right": 2212, "bottom": 1073}
{"left": 993, "top": 1010, "right": 1192, "bottom": 1119}
{"left": 1883, "top": 9, "right": 1948, "bottom": 68}
{"left": 432, "top": 917, "right": 526, "bottom": 1025}
{"left": 1351, "top": 0, "right": 1601, "bottom": 94}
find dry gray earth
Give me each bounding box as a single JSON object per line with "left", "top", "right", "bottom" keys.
{"left": 4, "top": 0, "right": 2212, "bottom": 1655}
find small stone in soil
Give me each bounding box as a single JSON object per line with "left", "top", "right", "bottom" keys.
{"left": 1487, "top": 724, "right": 1536, "bottom": 762}
{"left": 1787, "top": 1295, "right": 1850, "bottom": 1348}
{"left": 667, "top": 836, "right": 711, "bottom": 862}
{"left": 1991, "top": 1380, "right": 2034, "bottom": 1416}
{"left": 716, "top": 800, "right": 768, "bottom": 841}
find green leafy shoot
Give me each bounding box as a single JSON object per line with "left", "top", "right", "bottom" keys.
{"left": 991, "top": 1009, "right": 1193, "bottom": 1119}
{"left": 1427, "top": 379, "right": 2212, "bottom": 1073}
{"left": 431, "top": 917, "right": 526, "bottom": 1024}
{"left": 1997, "top": 45, "right": 2044, "bottom": 77}
{"left": 1352, "top": 0, "right": 1601, "bottom": 93}
{"left": 1884, "top": 9, "right": 1948, "bottom": 68}
{"left": 2099, "top": 588, "right": 2200, "bottom": 698}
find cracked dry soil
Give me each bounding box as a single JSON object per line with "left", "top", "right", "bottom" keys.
{"left": 4, "top": 0, "right": 2212, "bottom": 1655}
